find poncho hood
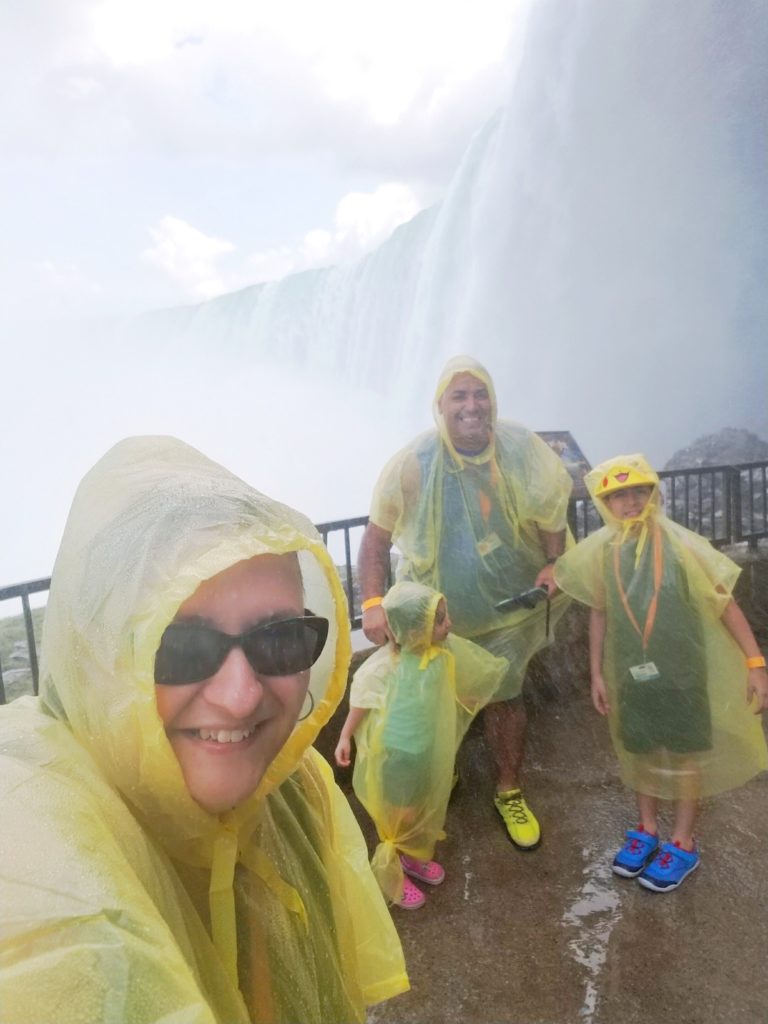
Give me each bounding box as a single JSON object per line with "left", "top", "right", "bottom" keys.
{"left": 586, "top": 453, "right": 662, "bottom": 532}
{"left": 432, "top": 354, "right": 498, "bottom": 465}
{"left": 382, "top": 581, "right": 443, "bottom": 652}
{"left": 40, "top": 435, "right": 351, "bottom": 863}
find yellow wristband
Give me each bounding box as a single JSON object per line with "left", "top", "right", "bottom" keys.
{"left": 746, "top": 656, "right": 766, "bottom": 669}
{"left": 361, "top": 597, "right": 383, "bottom": 612}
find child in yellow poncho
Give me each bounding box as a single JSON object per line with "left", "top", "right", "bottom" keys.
{"left": 0, "top": 436, "right": 408, "bottom": 1024}
{"left": 555, "top": 454, "right": 768, "bottom": 892}
{"left": 335, "top": 581, "right": 507, "bottom": 909}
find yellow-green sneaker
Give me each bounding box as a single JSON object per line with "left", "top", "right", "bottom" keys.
{"left": 494, "top": 789, "right": 541, "bottom": 850}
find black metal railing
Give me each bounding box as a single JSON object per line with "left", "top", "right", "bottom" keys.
{"left": 315, "top": 515, "right": 369, "bottom": 628}
{"left": 2, "top": 461, "right": 766, "bottom": 703}
{"left": 0, "top": 577, "right": 50, "bottom": 703}
{"left": 569, "top": 462, "right": 768, "bottom": 548}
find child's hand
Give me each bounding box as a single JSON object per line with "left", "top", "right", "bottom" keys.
{"left": 747, "top": 667, "right": 768, "bottom": 713}
{"left": 334, "top": 737, "right": 353, "bottom": 767}
{"left": 591, "top": 674, "right": 610, "bottom": 715}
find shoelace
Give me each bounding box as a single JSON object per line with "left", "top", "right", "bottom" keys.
{"left": 657, "top": 850, "right": 674, "bottom": 870}
{"left": 657, "top": 841, "right": 693, "bottom": 871}
{"left": 501, "top": 794, "right": 530, "bottom": 825}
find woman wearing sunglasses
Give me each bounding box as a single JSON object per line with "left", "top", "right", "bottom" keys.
{"left": 0, "top": 436, "right": 408, "bottom": 1024}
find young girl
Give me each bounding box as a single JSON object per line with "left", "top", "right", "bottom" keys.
{"left": 335, "top": 581, "right": 508, "bottom": 909}
{"left": 555, "top": 454, "right": 768, "bottom": 892}
{"left": 0, "top": 436, "right": 408, "bottom": 1023}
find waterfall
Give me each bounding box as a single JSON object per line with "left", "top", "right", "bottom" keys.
{"left": 126, "top": 0, "right": 768, "bottom": 464}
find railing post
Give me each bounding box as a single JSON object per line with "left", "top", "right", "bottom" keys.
{"left": 731, "top": 465, "right": 742, "bottom": 546}
{"left": 343, "top": 526, "right": 355, "bottom": 622}
{"left": 21, "top": 591, "right": 40, "bottom": 696}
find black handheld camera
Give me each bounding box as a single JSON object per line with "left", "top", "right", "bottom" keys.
{"left": 494, "top": 586, "right": 550, "bottom": 614}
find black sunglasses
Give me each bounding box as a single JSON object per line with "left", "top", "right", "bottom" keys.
{"left": 154, "top": 613, "right": 329, "bottom": 686}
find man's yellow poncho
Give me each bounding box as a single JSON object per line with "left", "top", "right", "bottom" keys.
{"left": 0, "top": 436, "right": 408, "bottom": 1024}
{"left": 370, "top": 355, "right": 573, "bottom": 700}
{"left": 555, "top": 453, "right": 767, "bottom": 800}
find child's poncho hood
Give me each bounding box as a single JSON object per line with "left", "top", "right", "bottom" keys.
{"left": 382, "top": 581, "right": 444, "bottom": 652}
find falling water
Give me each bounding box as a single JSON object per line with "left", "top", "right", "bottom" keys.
{"left": 126, "top": 0, "right": 768, "bottom": 464}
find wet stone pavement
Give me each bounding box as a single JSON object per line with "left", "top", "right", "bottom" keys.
{"left": 318, "top": 617, "right": 768, "bottom": 1024}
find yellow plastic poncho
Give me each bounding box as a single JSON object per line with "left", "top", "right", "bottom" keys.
{"left": 350, "top": 582, "right": 508, "bottom": 902}
{"left": 370, "top": 355, "right": 573, "bottom": 700}
{"left": 0, "top": 436, "right": 408, "bottom": 1024}
{"left": 554, "top": 453, "right": 768, "bottom": 800}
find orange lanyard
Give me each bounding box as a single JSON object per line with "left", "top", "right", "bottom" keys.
{"left": 477, "top": 458, "right": 500, "bottom": 526}
{"left": 612, "top": 523, "right": 663, "bottom": 652}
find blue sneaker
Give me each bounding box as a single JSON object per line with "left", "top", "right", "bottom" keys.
{"left": 612, "top": 827, "right": 659, "bottom": 878}
{"left": 637, "top": 841, "right": 700, "bottom": 892}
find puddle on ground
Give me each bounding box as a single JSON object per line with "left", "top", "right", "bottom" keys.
{"left": 561, "top": 846, "right": 623, "bottom": 1021}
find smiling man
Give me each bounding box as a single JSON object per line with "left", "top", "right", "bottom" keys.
{"left": 358, "top": 355, "right": 573, "bottom": 850}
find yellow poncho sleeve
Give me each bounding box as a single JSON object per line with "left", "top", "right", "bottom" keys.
{"left": 349, "top": 646, "right": 394, "bottom": 709}
{"left": 665, "top": 519, "right": 740, "bottom": 616}
{"left": 369, "top": 437, "right": 425, "bottom": 536}
{"left": 553, "top": 527, "right": 609, "bottom": 609}
{"left": 494, "top": 422, "right": 573, "bottom": 535}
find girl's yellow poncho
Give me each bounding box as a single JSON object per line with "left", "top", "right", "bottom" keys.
{"left": 0, "top": 436, "right": 408, "bottom": 1024}
{"left": 554, "top": 453, "right": 767, "bottom": 800}
{"left": 350, "top": 581, "right": 508, "bottom": 902}
{"left": 369, "top": 355, "right": 573, "bottom": 700}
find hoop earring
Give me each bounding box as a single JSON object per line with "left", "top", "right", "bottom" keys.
{"left": 298, "top": 690, "right": 315, "bottom": 722}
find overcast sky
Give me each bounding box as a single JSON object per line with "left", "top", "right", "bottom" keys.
{"left": 1, "top": 0, "right": 533, "bottom": 585}
{"left": 1, "top": 0, "right": 527, "bottom": 321}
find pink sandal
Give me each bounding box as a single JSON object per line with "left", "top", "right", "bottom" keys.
{"left": 400, "top": 854, "right": 445, "bottom": 886}
{"left": 398, "top": 877, "right": 426, "bottom": 910}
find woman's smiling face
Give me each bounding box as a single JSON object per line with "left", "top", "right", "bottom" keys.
{"left": 154, "top": 553, "right": 309, "bottom": 814}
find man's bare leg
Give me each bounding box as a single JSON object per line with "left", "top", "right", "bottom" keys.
{"left": 484, "top": 698, "right": 526, "bottom": 792}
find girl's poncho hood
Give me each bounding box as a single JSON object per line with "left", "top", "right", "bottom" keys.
{"left": 40, "top": 435, "right": 351, "bottom": 860}
{"left": 382, "top": 581, "right": 443, "bottom": 652}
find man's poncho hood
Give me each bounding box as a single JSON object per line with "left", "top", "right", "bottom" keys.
{"left": 40, "top": 435, "right": 351, "bottom": 861}
{"left": 432, "top": 354, "right": 497, "bottom": 466}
